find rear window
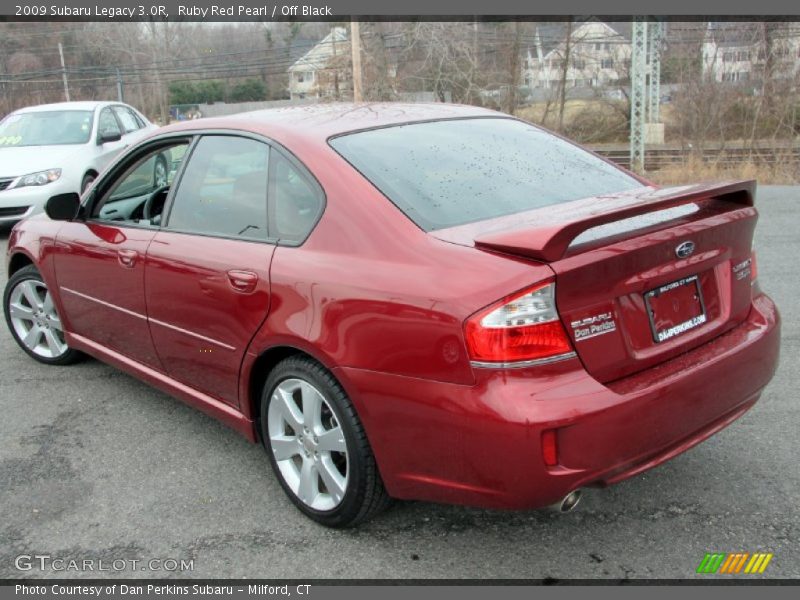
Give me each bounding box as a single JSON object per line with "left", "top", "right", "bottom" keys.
{"left": 330, "top": 117, "right": 643, "bottom": 231}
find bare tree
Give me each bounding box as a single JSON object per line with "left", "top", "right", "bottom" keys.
{"left": 400, "top": 22, "right": 482, "bottom": 103}
{"left": 505, "top": 21, "right": 523, "bottom": 114}
{"left": 557, "top": 19, "right": 574, "bottom": 131}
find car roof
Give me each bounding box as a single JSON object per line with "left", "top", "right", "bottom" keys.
{"left": 159, "top": 102, "right": 501, "bottom": 147}
{"left": 13, "top": 101, "right": 117, "bottom": 114}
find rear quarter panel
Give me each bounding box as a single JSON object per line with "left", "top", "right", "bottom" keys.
{"left": 245, "top": 145, "right": 555, "bottom": 388}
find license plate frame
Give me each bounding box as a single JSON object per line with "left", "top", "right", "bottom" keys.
{"left": 644, "top": 274, "right": 707, "bottom": 344}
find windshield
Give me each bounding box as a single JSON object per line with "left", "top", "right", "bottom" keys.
{"left": 0, "top": 110, "right": 94, "bottom": 147}
{"left": 330, "top": 117, "right": 643, "bottom": 231}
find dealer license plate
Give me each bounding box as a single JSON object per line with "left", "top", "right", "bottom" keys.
{"left": 644, "top": 275, "right": 707, "bottom": 343}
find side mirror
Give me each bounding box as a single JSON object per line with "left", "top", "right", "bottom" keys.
{"left": 45, "top": 192, "right": 81, "bottom": 221}
{"left": 98, "top": 131, "right": 122, "bottom": 144}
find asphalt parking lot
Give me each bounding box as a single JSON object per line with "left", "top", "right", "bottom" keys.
{"left": 0, "top": 185, "right": 797, "bottom": 581}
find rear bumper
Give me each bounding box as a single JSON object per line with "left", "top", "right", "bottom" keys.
{"left": 336, "top": 293, "right": 780, "bottom": 509}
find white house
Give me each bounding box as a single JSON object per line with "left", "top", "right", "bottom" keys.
{"left": 288, "top": 27, "right": 349, "bottom": 100}
{"left": 523, "top": 21, "right": 632, "bottom": 90}
{"left": 702, "top": 22, "right": 800, "bottom": 84}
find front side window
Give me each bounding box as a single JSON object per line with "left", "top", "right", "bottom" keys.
{"left": 330, "top": 118, "right": 642, "bottom": 231}
{"left": 98, "top": 108, "right": 122, "bottom": 139}
{"left": 0, "top": 110, "right": 93, "bottom": 146}
{"left": 93, "top": 142, "right": 189, "bottom": 226}
{"left": 113, "top": 107, "right": 141, "bottom": 133}
{"left": 167, "top": 136, "right": 269, "bottom": 241}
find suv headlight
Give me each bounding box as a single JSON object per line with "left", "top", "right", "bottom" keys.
{"left": 14, "top": 168, "right": 62, "bottom": 188}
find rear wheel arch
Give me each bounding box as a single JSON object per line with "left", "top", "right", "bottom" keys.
{"left": 247, "top": 344, "right": 354, "bottom": 433}
{"left": 248, "top": 346, "right": 320, "bottom": 429}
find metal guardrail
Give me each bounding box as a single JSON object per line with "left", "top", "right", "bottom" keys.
{"left": 588, "top": 143, "right": 800, "bottom": 171}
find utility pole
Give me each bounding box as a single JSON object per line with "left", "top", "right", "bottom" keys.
{"left": 58, "top": 42, "right": 70, "bottom": 102}
{"left": 507, "top": 21, "right": 522, "bottom": 115}
{"left": 116, "top": 68, "right": 124, "bottom": 102}
{"left": 630, "top": 18, "right": 664, "bottom": 173}
{"left": 629, "top": 18, "right": 648, "bottom": 173}
{"left": 331, "top": 27, "right": 340, "bottom": 100}
{"left": 647, "top": 21, "right": 663, "bottom": 124}
{"left": 467, "top": 19, "right": 478, "bottom": 104}
{"left": 350, "top": 19, "right": 363, "bottom": 102}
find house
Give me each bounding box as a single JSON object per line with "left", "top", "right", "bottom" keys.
{"left": 702, "top": 22, "right": 800, "bottom": 84}
{"left": 287, "top": 25, "right": 408, "bottom": 101}
{"left": 523, "top": 21, "right": 633, "bottom": 90}
{"left": 288, "top": 27, "right": 350, "bottom": 100}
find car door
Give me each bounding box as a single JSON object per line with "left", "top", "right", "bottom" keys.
{"left": 53, "top": 139, "right": 191, "bottom": 369}
{"left": 94, "top": 106, "right": 128, "bottom": 171}
{"left": 144, "top": 134, "right": 275, "bottom": 407}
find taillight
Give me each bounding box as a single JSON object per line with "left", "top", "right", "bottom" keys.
{"left": 464, "top": 280, "right": 574, "bottom": 366}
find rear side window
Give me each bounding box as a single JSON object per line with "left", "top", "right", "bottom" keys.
{"left": 167, "top": 136, "right": 269, "bottom": 241}
{"left": 330, "top": 117, "right": 643, "bottom": 231}
{"left": 268, "top": 151, "right": 323, "bottom": 243}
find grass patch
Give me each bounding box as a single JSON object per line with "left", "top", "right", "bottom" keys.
{"left": 648, "top": 157, "right": 800, "bottom": 186}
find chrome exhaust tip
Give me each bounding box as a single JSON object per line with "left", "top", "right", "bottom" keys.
{"left": 552, "top": 490, "right": 582, "bottom": 513}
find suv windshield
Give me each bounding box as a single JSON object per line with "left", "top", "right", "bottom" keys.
{"left": 330, "top": 117, "right": 643, "bottom": 231}
{"left": 0, "top": 110, "right": 94, "bottom": 147}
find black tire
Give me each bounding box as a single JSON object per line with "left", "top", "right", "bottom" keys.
{"left": 3, "top": 265, "right": 84, "bottom": 366}
{"left": 260, "top": 356, "right": 391, "bottom": 527}
{"left": 81, "top": 173, "right": 95, "bottom": 194}
{"left": 153, "top": 154, "right": 168, "bottom": 187}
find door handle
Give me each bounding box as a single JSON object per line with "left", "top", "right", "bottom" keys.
{"left": 227, "top": 270, "right": 258, "bottom": 293}
{"left": 117, "top": 249, "right": 138, "bottom": 268}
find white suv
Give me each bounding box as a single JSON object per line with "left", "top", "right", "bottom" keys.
{"left": 0, "top": 101, "right": 158, "bottom": 225}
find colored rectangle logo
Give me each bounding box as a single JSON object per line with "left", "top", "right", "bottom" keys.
{"left": 697, "top": 552, "right": 773, "bottom": 574}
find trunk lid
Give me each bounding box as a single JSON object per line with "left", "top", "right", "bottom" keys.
{"left": 433, "top": 181, "right": 758, "bottom": 382}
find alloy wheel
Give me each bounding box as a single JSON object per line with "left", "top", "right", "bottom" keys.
{"left": 267, "top": 378, "right": 349, "bottom": 511}
{"left": 7, "top": 279, "right": 68, "bottom": 359}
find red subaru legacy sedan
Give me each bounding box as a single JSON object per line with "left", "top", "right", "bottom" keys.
{"left": 3, "top": 104, "right": 780, "bottom": 526}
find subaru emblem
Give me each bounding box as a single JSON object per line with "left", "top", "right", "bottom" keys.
{"left": 675, "top": 241, "right": 695, "bottom": 259}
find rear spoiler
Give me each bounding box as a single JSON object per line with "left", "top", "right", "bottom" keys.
{"left": 473, "top": 180, "right": 755, "bottom": 262}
